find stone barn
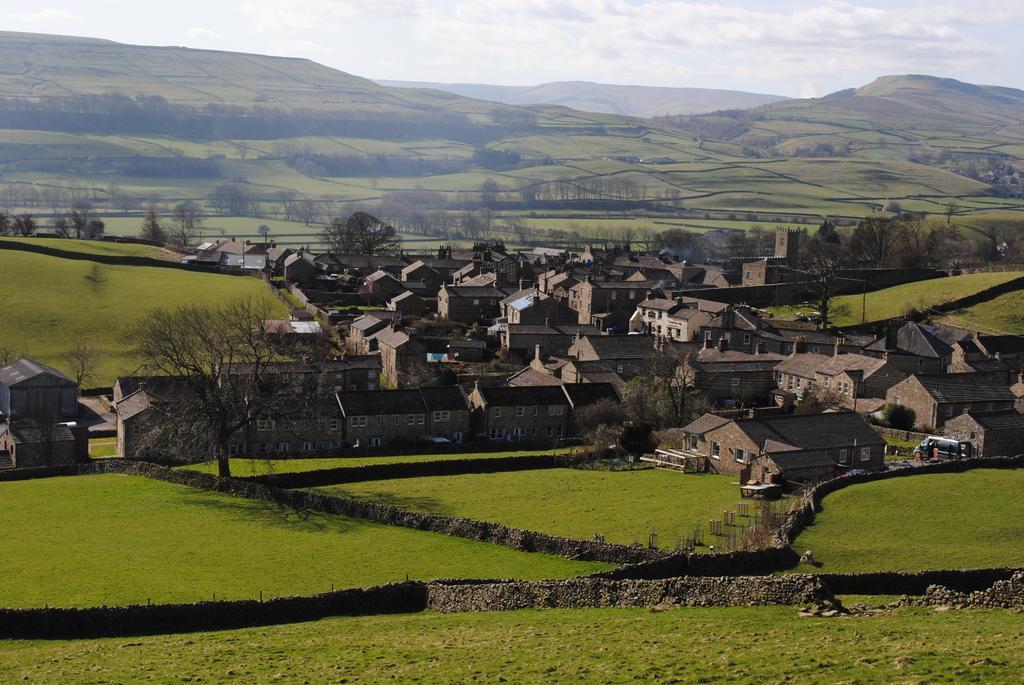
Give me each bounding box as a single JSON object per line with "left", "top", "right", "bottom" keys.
{"left": 0, "top": 359, "right": 78, "bottom": 421}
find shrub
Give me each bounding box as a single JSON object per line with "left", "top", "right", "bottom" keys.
{"left": 883, "top": 403, "right": 916, "bottom": 430}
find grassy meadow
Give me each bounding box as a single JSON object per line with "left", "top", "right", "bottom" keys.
{"left": 771, "top": 271, "right": 1024, "bottom": 325}
{"left": 792, "top": 469, "right": 1024, "bottom": 573}
{"left": 2, "top": 606, "right": 1024, "bottom": 683}
{"left": 941, "top": 288, "right": 1024, "bottom": 334}
{"left": 0, "top": 475, "right": 608, "bottom": 608}
{"left": 182, "top": 448, "right": 576, "bottom": 476}
{"left": 0, "top": 249, "right": 285, "bottom": 385}
{"left": 318, "top": 469, "right": 738, "bottom": 549}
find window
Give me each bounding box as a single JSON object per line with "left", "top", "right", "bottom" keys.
{"left": 394, "top": 415, "right": 401, "bottom": 426}
{"left": 734, "top": 448, "right": 745, "bottom": 464}
{"left": 629, "top": 291, "right": 636, "bottom": 300}
{"left": 838, "top": 449, "right": 849, "bottom": 465}
{"left": 532, "top": 406, "right": 538, "bottom": 416}
{"left": 616, "top": 364, "right": 624, "bottom": 374}
{"left": 710, "top": 441, "right": 721, "bottom": 459}
{"left": 545, "top": 426, "right": 553, "bottom": 437}
{"left": 731, "top": 377, "right": 740, "bottom": 387}
{"left": 689, "top": 435, "right": 699, "bottom": 451}
{"left": 945, "top": 405, "right": 954, "bottom": 419}
{"left": 743, "top": 333, "right": 751, "bottom": 345}
{"left": 812, "top": 346, "right": 820, "bottom": 353}
{"left": 256, "top": 418, "right": 274, "bottom": 432}
{"left": 893, "top": 396, "right": 901, "bottom": 406}
{"left": 516, "top": 406, "right": 526, "bottom": 417}
{"left": 494, "top": 407, "right": 502, "bottom": 418}
{"left": 229, "top": 443, "right": 242, "bottom": 456}
{"left": 775, "top": 371, "right": 783, "bottom": 385}
{"left": 433, "top": 410, "right": 450, "bottom": 423}
{"left": 351, "top": 416, "right": 368, "bottom": 428}
{"left": 611, "top": 291, "right": 618, "bottom": 300}
{"left": 823, "top": 377, "right": 830, "bottom": 388}
{"left": 473, "top": 298, "right": 480, "bottom": 305}
{"left": 276, "top": 441, "right": 289, "bottom": 452}
{"left": 489, "top": 428, "right": 505, "bottom": 439}
{"left": 328, "top": 418, "right": 340, "bottom": 432}
{"left": 407, "top": 414, "right": 425, "bottom": 425}
{"left": 303, "top": 441, "right": 315, "bottom": 452}
{"left": 549, "top": 405, "right": 565, "bottom": 416}
{"left": 859, "top": 447, "right": 872, "bottom": 462}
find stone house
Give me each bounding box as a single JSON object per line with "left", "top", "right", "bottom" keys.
{"left": 685, "top": 348, "right": 785, "bottom": 408}
{"left": 437, "top": 285, "right": 510, "bottom": 323}
{"left": 863, "top": 322, "right": 952, "bottom": 374}
{"left": 282, "top": 252, "right": 320, "bottom": 289}
{"left": 562, "top": 334, "right": 659, "bottom": 382}
{"left": 944, "top": 410, "right": 1024, "bottom": 458}
{"left": 388, "top": 291, "right": 428, "bottom": 317}
{"left": 502, "top": 323, "right": 600, "bottom": 362}
{"left": 375, "top": 326, "right": 428, "bottom": 388}
{"left": 630, "top": 297, "right": 716, "bottom": 341}
{"left": 364, "top": 270, "right": 408, "bottom": 304}
{"left": 886, "top": 372, "right": 1017, "bottom": 430}
{"left": 0, "top": 419, "right": 76, "bottom": 468}
{"left": 346, "top": 311, "right": 401, "bottom": 354}
{"left": 469, "top": 385, "right": 571, "bottom": 441}
{"left": 337, "top": 387, "right": 470, "bottom": 447}
{"left": 501, "top": 289, "right": 577, "bottom": 326}
{"left": 774, "top": 353, "right": 905, "bottom": 409}
{"left": 677, "top": 411, "right": 886, "bottom": 482}
{"left": 567, "top": 277, "right": 663, "bottom": 328}
{"left": 400, "top": 260, "right": 444, "bottom": 291}
{"left": 0, "top": 358, "right": 78, "bottom": 421}
{"left": 537, "top": 269, "right": 580, "bottom": 298}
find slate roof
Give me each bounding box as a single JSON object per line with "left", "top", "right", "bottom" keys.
{"left": 115, "top": 389, "right": 154, "bottom": 421}
{"left": 775, "top": 353, "right": 833, "bottom": 378}
{"left": 507, "top": 324, "right": 598, "bottom": 336}
{"left": 338, "top": 389, "right": 426, "bottom": 416}
{"left": 417, "top": 386, "right": 470, "bottom": 412}
{"left": 734, "top": 411, "right": 885, "bottom": 452}
{"left": 910, "top": 373, "right": 1016, "bottom": 403}
{"left": 562, "top": 382, "right": 619, "bottom": 407}
{"left": 507, "top": 367, "right": 563, "bottom": 387}
{"left": 967, "top": 411, "right": 1024, "bottom": 431}
{"left": 9, "top": 420, "right": 75, "bottom": 444}
{"left": 865, "top": 322, "right": 952, "bottom": 359}
{"left": 680, "top": 413, "right": 732, "bottom": 435}
{"left": 576, "top": 335, "right": 656, "bottom": 360}
{"left": 350, "top": 311, "right": 401, "bottom": 332}
{"left": 0, "top": 359, "right": 74, "bottom": 386}
{"left": 114, "top": 375, "right": 191, "bottom": 400}
{"left": 373, "top": 328, "right": 416, "bottom": 349}
{"left": 442, "top": 285, "right": 507, "bottom": 298}
{"left": 477, "top": 386, "right": 570, "bottom": 407}
{"left": 976, "top": 334, "right": 1024, "bottom": 356}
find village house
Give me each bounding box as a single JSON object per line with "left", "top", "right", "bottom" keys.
{"left": 0, "top": 419, "right": 76, "bottom": 469}
{"left": 0, "top": 358, "right": 79, "bottom": 420}
{"left": 346, "top": 311, "right": 401, "bottom": 354}
{"left": 469, "top": 385, "right": 571, "bottom": 441}
{"left": 676, "top": 411, "right": 886, "bottom": 483}
{"left": 630, "top": 296, "right": 724, "bottom": 341}
{"left": 400, "top": 260, "right": 444, "bottom": 291}
{"left": 375, "top": 326, "right": 427, "bottom": 388}
{"left": 337, "top": 387, "right": 470, "bottom": 448}
{"left": 561, "top": 334, "right": 659, "bottom": 384}
{"left": 774, "top": 352, "right": 906, "bottom": 411}
{"left": 567, "top": 277, "right": 666, "bottom": 329}
{"left": 886, "top": 372, "right": 1017, "bottom": 430}
{"left": 388, "top": 291, "right": 429, "bottom": 317}
{"left": 502, "top": 323, "right": 600, "bottom": 362}
{"left": 282, "top": 252, "right": 321, "bottom": 289}
{"left": 500, "top": 289, "right": 577, "bottom": 326}
{"left": 863, "top": 321, "right": 952, "bottom": 374}
{"left": 364, "top": 269, "right": 408, "bottom": 304}
{"left": 944, "top": 410, "right": 1024, "bottom": 458}
{"left": 437, "top": 285, "right": 511, "bottom": 323}
{"left": 685, "top": 347, "right": 785, "bottom": 408}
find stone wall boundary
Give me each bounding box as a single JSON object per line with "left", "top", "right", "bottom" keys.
{"left": 246, "top": 453, "right": 583, "bottom": 488}
{"left": 0, "top": 239, "right": 241, "bottom": 276}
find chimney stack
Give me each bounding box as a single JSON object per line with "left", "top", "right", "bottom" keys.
{"left": 716, "top": 337, "right": 727, "bottom": 352}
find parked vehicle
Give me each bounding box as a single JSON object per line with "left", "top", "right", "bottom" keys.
{"left": 912, "top": 436, "right": 972, "bottom": 462}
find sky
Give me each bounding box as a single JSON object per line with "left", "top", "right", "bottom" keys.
{"left": 3, "top": 0, "right": 1024, "bottom": 97}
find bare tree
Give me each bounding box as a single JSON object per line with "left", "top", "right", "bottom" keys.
{"left": 0, "top": 212, "right": 10, "bottom": 236}
{"left": 13, "top": 213, "right": 36, "bottom": 236}
{"left": 61, "top": 343, "right": 105, "bottom": 388}
{"left": 849, "top": 214, "right": 905, "bottom": 268}
{"left": 169, "top": 201, "right": 203, "bottom": 247}
{"left": 139, "top": 205, "right": 166, "bottom": 243}
{"left": 798, "top": 239, "right": 845, "bottom": 330}
{"left": 124, "top": 298, "right": 308, "bottom": 477}
{"left": 321, "top": 212, "right": 401, "bottom": 256}
{"left": 0, "top": 344, "right": 20, "bottom": 366}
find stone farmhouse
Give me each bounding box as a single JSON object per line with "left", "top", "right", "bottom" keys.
{"left": 944, "top": 410, "right": 1024, "bottom": 458}
{"left": 886, "top": 372, "right": 1017, "bottom": 430}
{"left": 0, "top": 358, "right": 81, "bottom": 469}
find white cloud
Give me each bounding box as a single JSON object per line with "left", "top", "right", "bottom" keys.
{"left": 19, "top": 7, "right": 80, "bottom": 24}
{"left": 186, "top": 27, "right": 224, "bottom": 43}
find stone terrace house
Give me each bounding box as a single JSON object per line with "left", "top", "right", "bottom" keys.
{"left": 630, "top": 297, "right": 721, "bottom": 341}
{"left": 346, "top": 311, "right": 401, "bottom": 354}
{"left": 774, "top": 353, "right": 906, "bottom": 410}
{"left": 944, "top": 410, "right": 1024, "bottom": 458}
{"left": 685, "top": 348, "right": 785, "bottom": 408}
{"left": 863, "top": 322, "right": 952, "bottom": 374}
{"left": 500, "top": 289, "right": 577, "bottom": 326}
{"left": 469, "top": 385, "right": 571, "bottom": 441}
{"left": 886, "top": 372, "right": 1017, "bottom": 430}
{"left": 700, "top": 309, "right": 868, "bottom": 357}
{"left": 567, "top": 277, "right": 666, "bottom": 329}
{"left": 437, "top": 285, "right": 512, "bottom": 323}
{"left": 374, "top": 327, "right": 427, "bottom": 389}
{"left": 364, "top": 269, "right": 408, "bottom": 304}
{"left": 388, "top": 291, "right": 428, "bottom": 317}
{"left": 400, "top": 260, "right": 444, "bottom": 291}
{"left": 677, "top": 411, "right": 886, "bottom": 483}
{"left": 502, "top": 323, "right": 601, "bottom": 362}
{"left": 561, "top": 334, "right": 659, "bottom": 384}
{"left": 337, "top": 387, "right": 470, "bottom": 448}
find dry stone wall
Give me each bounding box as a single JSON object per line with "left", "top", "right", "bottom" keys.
{"left": 911, "top": 571, "right": 1024, "bottom": 610}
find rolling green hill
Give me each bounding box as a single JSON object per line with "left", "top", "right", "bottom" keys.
{"left": 0, "top": 33, "right": 1022, "bottom": 243}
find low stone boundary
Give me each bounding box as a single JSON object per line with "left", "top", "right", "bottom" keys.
{"left": 426, "top": 575, "right": 829, "bottom": 613}
{"left": 247, "top": 453, "right": 583, "bottom": 488}
{"left": 82, "top": 460, "right": 664, "bottom": 565}
{"left": 0, "top": 583, "right": 427, "bottom": 640}
{"left": 595, "top": 547, "right": 800, "bottom": 581}
{"left": 0, "top": 239, "right": 236, "bottom": 275}
{"left": 820, "top": 568, "right": 1022, "bottom": 596}
{"left": 0, "top": 464, "right": 80, "bottom": 482}
{"left": 911, "top": 571, "right": 1024, "bottom": 610}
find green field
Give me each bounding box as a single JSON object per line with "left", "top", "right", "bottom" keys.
{"left": 941, "top": 288, "right": 1024, "bottom": 334}
{"left": 0, "top": 237, "right": 168, "bottom": 258}
{"left": 2, "top": 606, "right": 1023, "bottom": 683}
{"left": 792, "top": 469, "right": 1024, "bottom": 572}
{"left": 318, "top": 469, "right": 738, "bottom": 549}
{"left": 771, "top": 271, "right": 1023, "bottom": 325}
{"left": 183, "top": 448, "right": 575, "bottom": 476}
{"left": 0, "top": 249, "right": 285, "bottom": 385}
{"left": 0, "top": 474, "right": 606, "bottom": 608}
{"left": 87, "top": 437, "right": 117, "bottom": 458}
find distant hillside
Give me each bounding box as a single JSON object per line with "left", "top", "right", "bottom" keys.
{"left": 379, "top": 79, "right": 787, "bottom": 117}
{"left": 667, "top": 75, "right": 1024, "bottom": 167}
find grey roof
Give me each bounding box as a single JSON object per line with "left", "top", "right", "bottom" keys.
{"left": 9, "top": 420, "right": 75, "bottom": 444}
{"left": 735, "top": 412, "right": 885, "bottom": 451}
{"left": 442, "top": 285, "right": 508, "bottom": 298}
{"left": 576, "top": 335, "right": 657, "bottom": 360}
{"left": 478, "top": 385, "right": 569, "bottom": 407}
{"left": 338, "top": 389, "right": 426, "bottom": 416}
{"left": 507, "top": 367, "right": 563, "bottom": 387}
{"left": 865, "top": 322, "right": 952, "bottom": 359}
{"left": 775, "top": 353, "right": 834, "bottom": 378}
{"left": 910, "top": 373, "right": 1016, "bottom": 403}
{"left": 966, "top": 411, "right": 1024, "bottom": 431}
{"left": 562, "top": 382, "right": 619, "bottom": 407}
{"left": 0, "top": 359, "right": 74, "bottom": 386}
{"left": 417, "top": 386, "right": 470, "bottom": 412}
{"left": 116, "top": 389, "right": 154, "bottom": 421}
{"left": 350, "top": 311, "right": 401, "bottom": 332}
{"left": 681, "top": 413, "right": 732, "bottom": 435}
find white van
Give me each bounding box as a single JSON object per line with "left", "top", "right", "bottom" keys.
{"left": 913, "top": 436, "right": 972, "bottom": 462}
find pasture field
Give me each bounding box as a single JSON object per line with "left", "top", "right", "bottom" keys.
{"left": 2, "top": 606, "right": 1023, "bottom": 683}
{"left": 791, "top": 469, "right": 1024, "bottom": 572}
{"left": 182, "top": 448, "right": 576, "bottom": 476}
{"left": 0, "top": 237, "right": 167, "bottom": 258}
{"left": 87, "top": 437, "right": 117, "bottom": 458}
{"left": 317, "top": 469, "right": 738, "bottom": 549}
{"left": 771, "top": 271, "right": 1024, "bottom": 325}
{"left": 941, "top": 289, "right": 1024, "bottom": 334}
{"left": 0, "top": 250, "right": 287, "bottom": 385}
{"left": 0, "top": 475, "right": 607, "bottom": 608}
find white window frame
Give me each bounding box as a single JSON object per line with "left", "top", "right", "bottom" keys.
{"left": 516, "top": 406, "right": 526, "bottom": 417}
{"left": 433, "top": 410, "right": 450, "bottom": 423}
{"left": 859, "top": 447, "right": 872, "bottom": 462}
{"left": 548, "top": 405, "right": 565, "bottom": 416}
{"left": 838, "top": 449, "right": 849, "bottom": 465}
{"left": 351, "top": 416, "right": 368, "bottom": 428}
{"left": 710, "top": 441, "right": 721, "bottom": 459}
